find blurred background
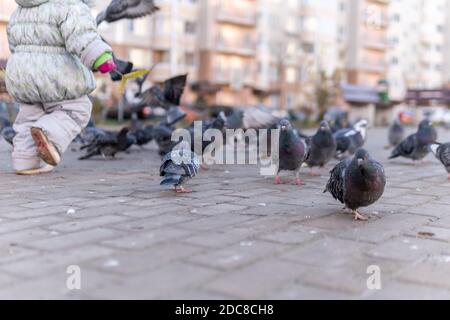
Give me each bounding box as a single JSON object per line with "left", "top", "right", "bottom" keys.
{"left": 1, "top": 0, "right": 450, "bottom": 127}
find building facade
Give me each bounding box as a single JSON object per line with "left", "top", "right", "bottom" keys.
{"left": 3, "top": 0, "right": 450, "bottom": 107}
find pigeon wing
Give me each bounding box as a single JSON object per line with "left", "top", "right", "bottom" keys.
{"left": 325, "top": 159, "right": 349, "bottom": 204}
{"left": 163, "top": 74, "right": 188, "bottom": 106}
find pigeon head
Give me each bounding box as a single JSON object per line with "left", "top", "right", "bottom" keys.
{"left": 354, "top": 148, "right": 370, "bottom": 167}
{"left": 354, "top": 119, "right": 369, "bottom": 139}
{"left": 319, "top": 120, "right": 331, "bottom": 131}
{"left": 278, "top": 119, "right": 292, "bottom": 132}
{"left": 418, "top": 119, "right": 433, "bottom": 130}
{"left": 213, "top": 112, "right": 227, "bottom": 129}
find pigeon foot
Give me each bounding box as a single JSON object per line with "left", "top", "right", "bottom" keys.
{"left": 294, "top": 178, "right": 305, "bottom": 186}
{"left": 353, "top": 210, "right": 368, "bottom": 221}
{"left": 175, "top": 186, "right": 193, "bottom": 193}
{"left": 275, "top": 176, "right": 282, "bottom": 185}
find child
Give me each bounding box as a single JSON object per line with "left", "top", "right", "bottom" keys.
{"left": 5, "top": 0, "right": 116, "bottom": 175}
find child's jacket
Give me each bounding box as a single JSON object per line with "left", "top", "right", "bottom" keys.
{"left": 5, "top": 0, "right": 112, "bottom": 104}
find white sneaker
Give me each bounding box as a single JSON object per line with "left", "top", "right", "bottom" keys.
{"left": 30, "top": 127, "right": 61, "bottom": 166}
{"left": 16, "top": 164, "right": 55, "bottom": 176}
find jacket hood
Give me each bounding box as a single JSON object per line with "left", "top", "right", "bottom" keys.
{"left": 15, "top": 0, "right": 93, "bottom": 7}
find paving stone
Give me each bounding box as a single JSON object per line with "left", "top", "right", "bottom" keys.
{"left": 204, "top": 259, "right": 309, "bottom": 299}
{"left": 188, "top": 240, "right": 289, "bottom": 271}
{"left": 24, "top": 228, "right": 124, "bottom": 251}
{"left": 0, "top": 128, "right": 449, "bottom": 299}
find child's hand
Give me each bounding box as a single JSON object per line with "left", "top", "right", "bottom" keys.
{"left": 94, "top": 52, "right": 117, "bottom": 74}
{"left": 98, "top": 60, "right": 117, "bottom": 74}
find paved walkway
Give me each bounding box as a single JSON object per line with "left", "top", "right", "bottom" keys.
{"left": 0, "top": 127, "right": 450, "bottom": 299}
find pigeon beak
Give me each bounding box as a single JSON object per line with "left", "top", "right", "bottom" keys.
{"left": 357, "top": 158, "right": 364, "bottom": 166}
{"left": 281, "top": 126, "right": 286, "bottom": 131}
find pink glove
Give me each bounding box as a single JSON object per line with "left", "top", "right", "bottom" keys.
{"left": 98, "top": 60, "right": 117, "bottom": 74}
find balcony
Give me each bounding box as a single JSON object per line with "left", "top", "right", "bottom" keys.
{"left": 360, "top": 59, "right": 387, "bottom": 73}
{"left": 212, "top": 68, "right": 254, "bottom": 87}
{"left": 215, "top": 36, "right": 256, "bottom": 57}
{"left": 363, "top": 33, "right": 388, "bottom": 50}
{"left": 216, "top": 3, "right": 257, "bottom": 27}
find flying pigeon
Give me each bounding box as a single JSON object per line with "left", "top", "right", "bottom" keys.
{"left": 389, "top": 120, "right": 437, "bottom": 162}
{"left": 160, "top": 147, "right": 200, "bottom": 193}
{"left": 1, "top": 126, "right": 16, "bottom": 146}
{"left": 305, "top": 121, "right": 337, "bottom": 176}
{"left": 275, "top": 119, "right": 309, "bottom": 185}
{"left": 387, "top": 119, "right": 405, "bottom": 148}
{"left": 96, "top": 0, "right": 159, "bottom": 26}
{"left": 334, "top": 119, "right": 368, "bottom": 157}
{"left": 430, "top": 143, "right": 450, "bottom": 179}
{"left": 135, "top": 74, "right": 188, "bottom": 124}
{"left": 325, "top": 148, "right": 386, "bottom": 221}
{"left": 79, "top": 128, "right": 136, "bottom": 160}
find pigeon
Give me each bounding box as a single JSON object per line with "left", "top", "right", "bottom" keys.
{"left": 1, "top": 126, "right": 16, "bottom": 145}
{"left": 160, "top": 147, "right": 200, "bottom": 193}
{"left": 430, "top": 143, "right": 450, "bottom": 179}
{"left": 133, "top": 124, "right": 154, "bottom": 147}
{"left": 325, "top": 148, "right": 386, "bottom": 221}
{"left": 275, "top": 119, "right": 309, "bottom": 185}
{"left": 96, "top": 0, "right": 159, "bottom": 26}
{"left": 305, "top": 121, "right": 337, "bottom": 176}
{"left": 187, "top": 111, "right": 227, "bottom": 155}
{"left": 334, "top": 119, "right": 368, "bottom": 157}
{"left": 387, "top": 119, "right": 405, "bottom": 148}
{"left": 135, "top": 74, "right": 188, "bottom": 125}
{"left": 0, "top": 116, "right": 11, "bottom": 131}
{"left": 389, "top": 120, "right": 437, "bottom": 162}
{"left": 152, "top": 124, "right": 178, "bottom": 156}
{"left": 79, "top": 128, "right": 136, "bottom": 160}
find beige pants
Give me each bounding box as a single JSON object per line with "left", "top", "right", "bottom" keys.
{"left": 12, "top": 96, "right": 92, "bottom": 171}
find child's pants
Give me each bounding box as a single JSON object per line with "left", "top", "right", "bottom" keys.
{"left": 12, "top": 96, "right": 92, "bottom": 171}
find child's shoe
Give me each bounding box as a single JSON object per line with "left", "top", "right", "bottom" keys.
{"left": 30, "top": 127, "right": 61, "bottom": 166}
{"left": 16, "top": 164, "right": 55, "bottom": 176}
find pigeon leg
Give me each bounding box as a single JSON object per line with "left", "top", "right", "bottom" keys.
{"left": 175, "top": 186, "right": 193, "bottom": 193}
{"left": 352, "top": 210, "right": 368, "bottom": 221}
{"left": 275, "top": 176, "right": 282, "bottom": 185}
{"left": 200, "top": 164, "right": 210, "bottom": 171}
{"left": 294, "top": 171, "right": 305, "bottom": 186}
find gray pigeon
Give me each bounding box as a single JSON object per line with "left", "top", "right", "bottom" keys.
{"left": 325, "top": 149, "right": 386, "bottom": 221}
{"left": 1, "top": 126, "right": 16, "bottom": 146}
{"left": 135, "top": 74, "right": 188, "bottom": 125}
{"left": 276, "top": 119, "right": 309, "bottom": 186}
{"left": 160, "top": 147, "right": 200, "bottom": 193}
{"left": 96, "top": 0, "right": 159, "bottom": 25}
{"left": 79, "top": 128, "right": 136, "bottom": 160}
{"left": 389, "top": 120, "right": 437, "bottom": 162}
{"left": 305, "top": 121, "right": 337, "bottom": 175}
{"left": 388, "top": 119, "right": 405, "bottom": 147}
{"left": 430, "top": 143, "right": 450, "bottom": 179}
{"left": 334, "top": 119, "right": 368, "bottom": 157}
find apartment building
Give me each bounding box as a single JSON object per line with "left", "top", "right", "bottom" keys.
{"left": 387, "top": 0, "right": 449, "bottom": 100}
{"left": 0, "top": 0, "right": 15, "bottom": 61}
{"left": 344, "top": 0, "right": 389, "bottom": 87}
{"left": 197, "top": 0, "right": 258, "bottom": 106}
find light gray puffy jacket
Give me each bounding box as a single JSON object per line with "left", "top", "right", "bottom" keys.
{"left": 5, "top": 0, "right": 112, "bottom": 104}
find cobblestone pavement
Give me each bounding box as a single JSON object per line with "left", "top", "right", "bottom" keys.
{"left": 0, "top": 127, "right": 449, "bottom": 300}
